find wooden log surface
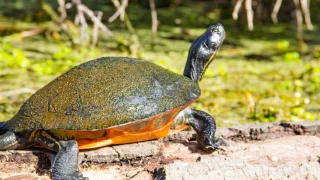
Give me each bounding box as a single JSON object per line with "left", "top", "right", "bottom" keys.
{"left": 0, "top": 121, "right": 319, "bottom": 179}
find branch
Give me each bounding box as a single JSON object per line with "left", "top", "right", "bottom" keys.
{"left": 245, "top": 0, "right": 254, "bottom": 31}
{"left": 110, "top": 0, "right": 135, "bottom": 33}
{"left": 108, "top": 0, "right": 128, "bottom": 23}
{"left": 2, "top": 28, "right": 46, "bottom": 42}
{"left": 109, "top": 0, "right": 140, "bottom": 55}
{"left": 76, "top": 3, "right": 89, "bottom": 42}
{"left": 58, "top": 0, "right": 74, "bottom": 43}
{"left": 293, "top": 0, "right": 304, "bottom": 44}
{"left": 41, "top": 0, "right": 59, "bottom": 22}
{"left": 232, "top": 0, "right": 244, "bottom": 20}
{"left": 271, "top": 0, "right": 282, "bottom": 24}
{"left": 73, "top": 0, "right": 113, "bottom": 37}
{"left": 92, "top": 11, "right": 103, "bottom": 47}
{"left": 20, "top": 28, "right": 45, "bottom": 38}
{"left": 58, "top": 0, "right": 67, "bottom": 20}
{"left": 149, "top": 0, "right": 158, "bottom": 42}
{"left": 300, "top": 0, "right": 313, "bottom": 30}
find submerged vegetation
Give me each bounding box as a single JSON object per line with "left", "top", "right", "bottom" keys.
{"left": 0, "top": 0, "right": 319, "bottom": 126}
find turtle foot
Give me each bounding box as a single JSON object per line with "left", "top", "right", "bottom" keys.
{"left": 202, "top": 138, "right": 228, "bottom": 153}
{"left": 52, "top": 172, "right": 88, "bottom": 180}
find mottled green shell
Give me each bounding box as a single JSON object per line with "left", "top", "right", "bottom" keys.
{"left": 8, "top": 57, "right": 200, "bottom": 132}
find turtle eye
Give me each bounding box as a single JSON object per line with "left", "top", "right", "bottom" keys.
{"left": 213, "top": 28, "right": 219, "bottom": 33}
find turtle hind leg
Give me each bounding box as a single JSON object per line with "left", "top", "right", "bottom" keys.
{"left": 187, "top": 109, "right": 227, "bottom": 152}
{"left": 0, "top": 122, "right": 8, "bottom": 135}
{"left": 34, "top": 130, "right": 88, "bottom": 180}
{"left": 0, "top": 131, "right": 33, "bottom": 150}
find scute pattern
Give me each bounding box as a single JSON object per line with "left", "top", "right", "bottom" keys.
{"left": 8, "top": 57, "right": 200, "bottom": 132}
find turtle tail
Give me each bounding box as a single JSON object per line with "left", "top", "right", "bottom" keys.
{"left": 0, "top": 122, "right": 8, "bottom": 135}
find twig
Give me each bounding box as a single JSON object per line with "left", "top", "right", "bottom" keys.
{"left": 293, "top": 0, "right": 304, "bottom": 45}
{"left": 111, "top": 0, "right": 121, "bottom": 8}
{"left": 20, "top": 28, "right": 45, "bottom": 38}
{"left": 55, "top": 0, "right": 113, "bottom": 45}
{"left": 232, "top": 0, "right": 254, "bottom": 31}
{"left": 58, "top": 0, "right": 67, "bottom": 20}
{"left": 58, "top": 0, "right": 74, "bottom": 43}
{"left": 110, "top": 0, "right": 140, "bottom": 55}
{"left": 271, "top": 0, "right": 282, "bottom": 24}
{"left": 76, "top": 3, "right": 89, "bottom": 42}
{"left": 74, "top": 14, "right": 80, "bottom": 26}
{"left": 110, "top": 0, "right": 135, "bottom": 33}
{"left": 92, "top": 11, "right": 103, "bottom": 47}
{"left": 2, "top": 28, "right": 46, "bottom": 42}
{"left": 41, "top": 0, "right": 59, "bottom": 21}
{"left": 300, "top": 0, "right": 313, "bottom": 30}
{"left": 149, "top": 0, "right": 158, "bottom": 42}
{"left": 232, "top": 0, "right": 244, "bottom": 20}
{"left": 245, "top": 92, "right": 255, "bottom": 113}
{"left": 76, "top": 2, "right": 113, "bottom": 37}
{"left": 108, "top": 0, "right": 128, "bottom": 23}
{"left": 245, "top": 0, "right": 254, "bottom": 31}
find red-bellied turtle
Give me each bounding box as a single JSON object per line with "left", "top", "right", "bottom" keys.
{"left": 0, "top": 23, "right": 225, "bottom": 180}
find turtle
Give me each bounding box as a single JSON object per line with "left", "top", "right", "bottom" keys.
{"left": 0, "top": 23, "right": 225, "bottom": 180}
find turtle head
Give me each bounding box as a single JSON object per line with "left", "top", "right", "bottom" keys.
{"left": 183, "top": 23, "right": 225, "bottom": 82}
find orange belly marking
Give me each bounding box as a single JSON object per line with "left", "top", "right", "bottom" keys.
{"left": 77, "top": 108, "right": 182, "bottom": 150}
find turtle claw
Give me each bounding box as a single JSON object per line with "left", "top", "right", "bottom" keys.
{"left": 73, "top": 172, "right": 89, "bottom": 180}
{"left": 52, "top": 172, "right": 88, "bottom": 180}
{"left": 215, "top": 138, "right": 229, "bottom": 147}
{"left": 203, "top": 138, "right": 228, "bottom": 153}
{"left": 204, "top": 145, "right": 224, "bottom": 152}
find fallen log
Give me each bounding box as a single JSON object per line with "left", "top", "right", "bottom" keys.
{"left": 0, "top": 121, "right": 319, "bottom": 179}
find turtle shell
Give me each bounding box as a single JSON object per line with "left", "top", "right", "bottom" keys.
{"left": 8, "top": 57, "right": 200, "bottom": 132}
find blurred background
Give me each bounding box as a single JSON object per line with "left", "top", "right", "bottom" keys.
{"left": 0, "top": 0, "right": 319, "bottom": 126}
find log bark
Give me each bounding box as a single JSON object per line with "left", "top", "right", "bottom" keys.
{"left": 1, "top": 121, "right": 320, "bottom": 179}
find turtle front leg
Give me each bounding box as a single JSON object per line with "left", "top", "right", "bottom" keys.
{"left": 52, "top": 140, "right": 88, "bottom": 180}
{"left": 186, "top": 109, "right": 227, "bottom": 152}
{"left": 34, "top": 131, "right": 88, "bottom": 180}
